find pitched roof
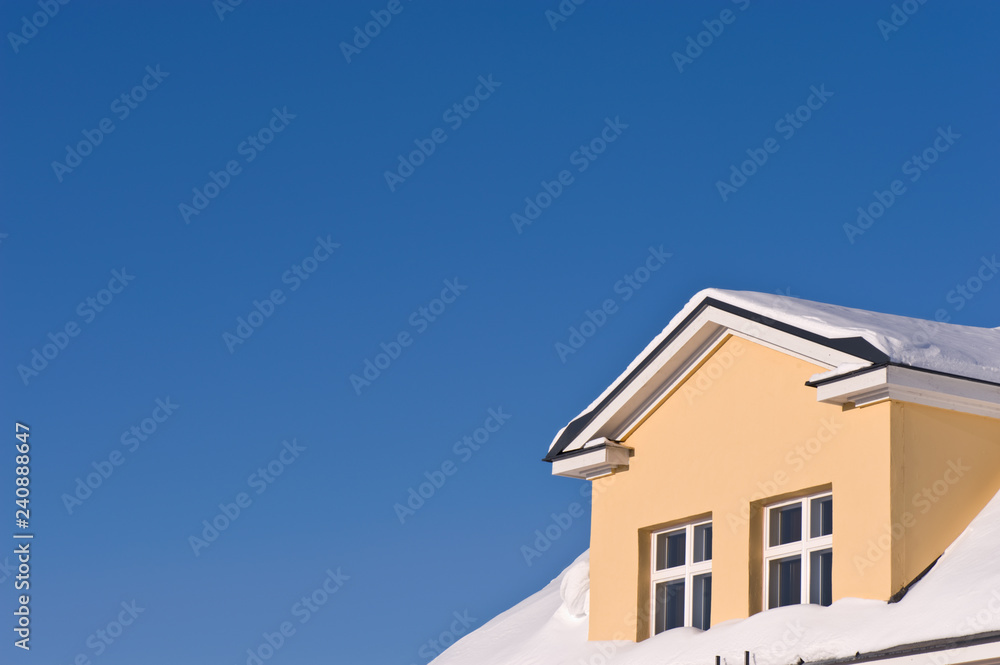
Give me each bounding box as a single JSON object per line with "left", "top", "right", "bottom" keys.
{"left": 546, "top": 288, "right": 1000, "bottom": 461}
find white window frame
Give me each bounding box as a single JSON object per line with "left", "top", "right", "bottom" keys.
{"left": 650, "top": 519, "right": 712, "bottom": 635}
{"left": 763, "top": 492, "right": 832, "bottom": 610}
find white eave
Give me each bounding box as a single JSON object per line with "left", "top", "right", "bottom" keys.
{"left": 551, "top": 438, "right": 632, "bottom": 480}
{"left": 813, "top": 365, "right": 1000, "bottom": 420}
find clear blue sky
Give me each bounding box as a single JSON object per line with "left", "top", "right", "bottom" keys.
{"left": 1, "top": 1, "right": 998, "bottom": 663}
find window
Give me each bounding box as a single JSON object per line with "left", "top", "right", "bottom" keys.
{"left": 651, "top": 520, "right": 712, "bottom": 634}
{"left": 764, "top": 493, "right": 832, "bottom": 609}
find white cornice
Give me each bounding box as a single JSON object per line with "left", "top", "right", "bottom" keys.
{"left": 815, "top": 365, "right": 1000, "bottom": 420}
{"left": 551, "top": 440, "right": 632, "bottom": 479}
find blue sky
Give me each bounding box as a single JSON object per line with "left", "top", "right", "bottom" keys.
{"left": 1, "top": 1, "right": 998, "bottom": 663}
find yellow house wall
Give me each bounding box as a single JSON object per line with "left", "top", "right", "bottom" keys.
{"left": 889, "top": 401, "right": 1000, "bottom": 592}
{"left": 588, "top": 336, "right": 895, "bottom": 641}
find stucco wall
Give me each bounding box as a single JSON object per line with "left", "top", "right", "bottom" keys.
{"left": 589, "top": 335, "right": 895, "bottom": 641}
{"left": 888, "top": 401, "right": 1000, "bottom": 592}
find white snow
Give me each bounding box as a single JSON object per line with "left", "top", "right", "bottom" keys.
{"left": 431, "top": 487, "right": 1000, "bottom": 665}
{"left": 700, "top": 289, "right": 1000, "bottom": 385}
{"left": 551, "top": 288, "right": 1000, "bottom": 453}
{"left": 559, "top": 554, "right": 591, "bottom": 619}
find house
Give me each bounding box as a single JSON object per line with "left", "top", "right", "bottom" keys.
{"left": 543, "top": 288, "right": 1000, "bottom": 642}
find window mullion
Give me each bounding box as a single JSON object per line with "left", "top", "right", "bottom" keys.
{"left": 684, "top": 524, "right": 693, "bottom": 628}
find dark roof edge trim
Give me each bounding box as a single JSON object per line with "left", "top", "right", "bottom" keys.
{"left": 805, "top": 361, "right": 1000, "bottom": 390}
{"left": 805, "top": 629, "right": 1000, "bottom": 665}
{"left": 887, "top": 554, "right": 940, "bottom": 604}
{"left": 544, "top": 297, "right": 890, "bottom": 462}
{"left": 540, "top": 441, "right": 629, "bottom": 464}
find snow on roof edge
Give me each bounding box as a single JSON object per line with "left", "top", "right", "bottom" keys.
{"left": 548, "top": 288, "right": 1000, "bottom": 453}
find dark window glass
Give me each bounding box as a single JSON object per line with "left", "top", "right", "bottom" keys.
{"left": 768, "top": 556, "right": 801, "bottom": 608}
{"left": 693, "top": 524, "right": 712, "bottom": 563}
{"left": 692, "top": 573, "right": 711, "bottom": 630}
{"left": 769, "top": 504, "right": 802, "bottom": 546}
{"left": 654, "top": 580, "right": 685, "bottom": 634}
{"left": 809, "top": 549, "right": 833, "bottom": 606}
{"left": 656, "top": 530, "right": 686, "bottom": 570}
{"left": 810, "top": 497, "right": 833, "bottom": 538}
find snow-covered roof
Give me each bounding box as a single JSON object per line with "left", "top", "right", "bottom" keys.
{"left": 547, "top": 288, "right": 1000, "bottom": 460}
{"left": 430, "top": 485, "right": 1000, "bottom": 665}
{"left": 693, "top": 289, "right": 1000, "bottom": 384}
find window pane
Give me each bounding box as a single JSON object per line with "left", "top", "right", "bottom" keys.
{"left": 769, "top": 504, "right": 802, "bottom": 546}
{"left": 667, "top": 531, "right": 686, "bottom": 568}
{"left": 654, "top": 580, "right": 685, "bottom": 634}
{"left": 768, "top": 556, "right": 801, "bottom": 608}
{"left": 809, "top": 549, "right": 833, "bottom": 606}
{"left": 693, "top": 524, "right": 713, "bottom": 563}
{"left": 656, "top": 530, "right": 685, "bottom": 570}
{"left": 810, "top": 496, "right": 833, "bottom": 538}
{"left": 692, "top": 573, "right": 712, "bottom": 630}
{"left": 655, "top": 532, "right": 668, "bottom": 570}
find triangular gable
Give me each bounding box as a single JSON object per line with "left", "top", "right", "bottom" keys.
{"left": 545, "top": 297, "right": 886, "bottom": 463}
{"left": 546, "top": 290, "right": 1000, "bottom": 477}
